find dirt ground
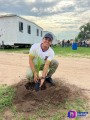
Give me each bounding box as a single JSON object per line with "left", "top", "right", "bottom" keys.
{"left": 0, "top": 52, "right": 90, "bottom": 119}
{"left": 0, "top": 52, "right": 90, "bottom": 89}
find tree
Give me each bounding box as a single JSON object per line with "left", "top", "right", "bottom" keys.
{"left": 77, "top": 22, "right": 90, "bottom": 40}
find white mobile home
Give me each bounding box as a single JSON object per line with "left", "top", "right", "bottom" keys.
{"left": 0, "top": 14, "right": 43, "bottom": 47}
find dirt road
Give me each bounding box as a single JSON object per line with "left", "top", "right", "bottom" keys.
{"left": 0, "top": 52, "right": 90, "bottom": 90}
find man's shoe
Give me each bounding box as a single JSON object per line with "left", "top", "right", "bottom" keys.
{"left": 45, "top": 77, "right": 55, "bottom": 86}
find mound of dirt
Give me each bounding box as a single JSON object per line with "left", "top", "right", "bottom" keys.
{"left": 12, "top": 78, "right": 83, "bottom": 112}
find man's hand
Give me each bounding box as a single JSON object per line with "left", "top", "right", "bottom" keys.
{"left": 34, "top": 72, "right": 39, "bottom": 83}
{"left": 39, "top": 78, "right": 45, "bottom": 87}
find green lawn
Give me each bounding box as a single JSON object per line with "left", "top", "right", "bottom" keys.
{"left": 0, "top": 46, "right": 90, "bottom": 58}
{"left": 0, "top": 48, "right": 29, "bottom": 54}
{"left": 52, "top": 46, "right": 90, "bottom": 57}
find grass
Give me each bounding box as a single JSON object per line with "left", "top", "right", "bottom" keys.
{"left": 0, "top": 46, "right": 90, "bottom": 58}
{"left": 52, "top": 46, "right": 90, "bottom": 57}
{"left": 0, "top": 84, "right": 15, "bottom": 112}
{"left": 0, "top": 48, "right": 29, "bottom": 54}
{"left": 12, "top": 98, "right": 89, "bottom": 120}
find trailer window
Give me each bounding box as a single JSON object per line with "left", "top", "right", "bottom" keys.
{"left": 41, "top": 31, "right": 42, "bottom": 37}
{"left": 36, "top": 29, "right": 39, "bottom": 36}
{"left": 27, "top": 25, "right": 31, "bottom": 34}
{"left": 19, "top": 22, "right": 23, "bottom": 32}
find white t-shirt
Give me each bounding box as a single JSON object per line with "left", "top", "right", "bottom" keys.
{"left": 29, "top": 43, "right": 54, "bottom": 64}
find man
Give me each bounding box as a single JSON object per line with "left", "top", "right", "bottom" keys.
{"left": 26, "top": 33, "right": 59, "bottom": 89}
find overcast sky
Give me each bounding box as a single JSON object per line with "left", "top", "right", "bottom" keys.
{"left": 0, "top": 0, "right": 90, "bottom": 40}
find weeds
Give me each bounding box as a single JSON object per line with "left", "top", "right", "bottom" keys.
{"left": 0, "top": 84, "right": 15, "bottom": 112}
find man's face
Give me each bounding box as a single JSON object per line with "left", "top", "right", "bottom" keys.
{"left": 42, "top": 37, "right": 52, "bottom": 47}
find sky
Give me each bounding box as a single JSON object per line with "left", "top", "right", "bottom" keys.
{"left": 0, "top": 0, "right": 90, "bottom": 40}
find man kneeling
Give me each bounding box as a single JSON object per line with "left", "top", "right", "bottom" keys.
{"left": 26, "top": 33, "right": 59, "bottom": 90}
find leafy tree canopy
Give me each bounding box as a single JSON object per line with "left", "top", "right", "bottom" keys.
{"left": 77, "top": 22, "right": 90, "bottom": 41}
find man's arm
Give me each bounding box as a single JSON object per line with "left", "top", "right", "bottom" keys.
{"left": 40, "top": 60, "right": 51, "bottom": 87}
{"left": 29, "top": 55, "right": 38, "bottom": 82}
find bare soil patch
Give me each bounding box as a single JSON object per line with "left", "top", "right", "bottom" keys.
{"left": 12, "top": 78, "right": 83, "bottom": 113}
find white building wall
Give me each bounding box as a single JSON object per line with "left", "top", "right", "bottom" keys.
{"left": 0, "top": 15, "right": 43, "bottom": 46}
{"left": 16, "top": 16, "right": 43, "bottom": 45}
{"left": 0, "top": 16, "right": 17, "bottom": 45}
